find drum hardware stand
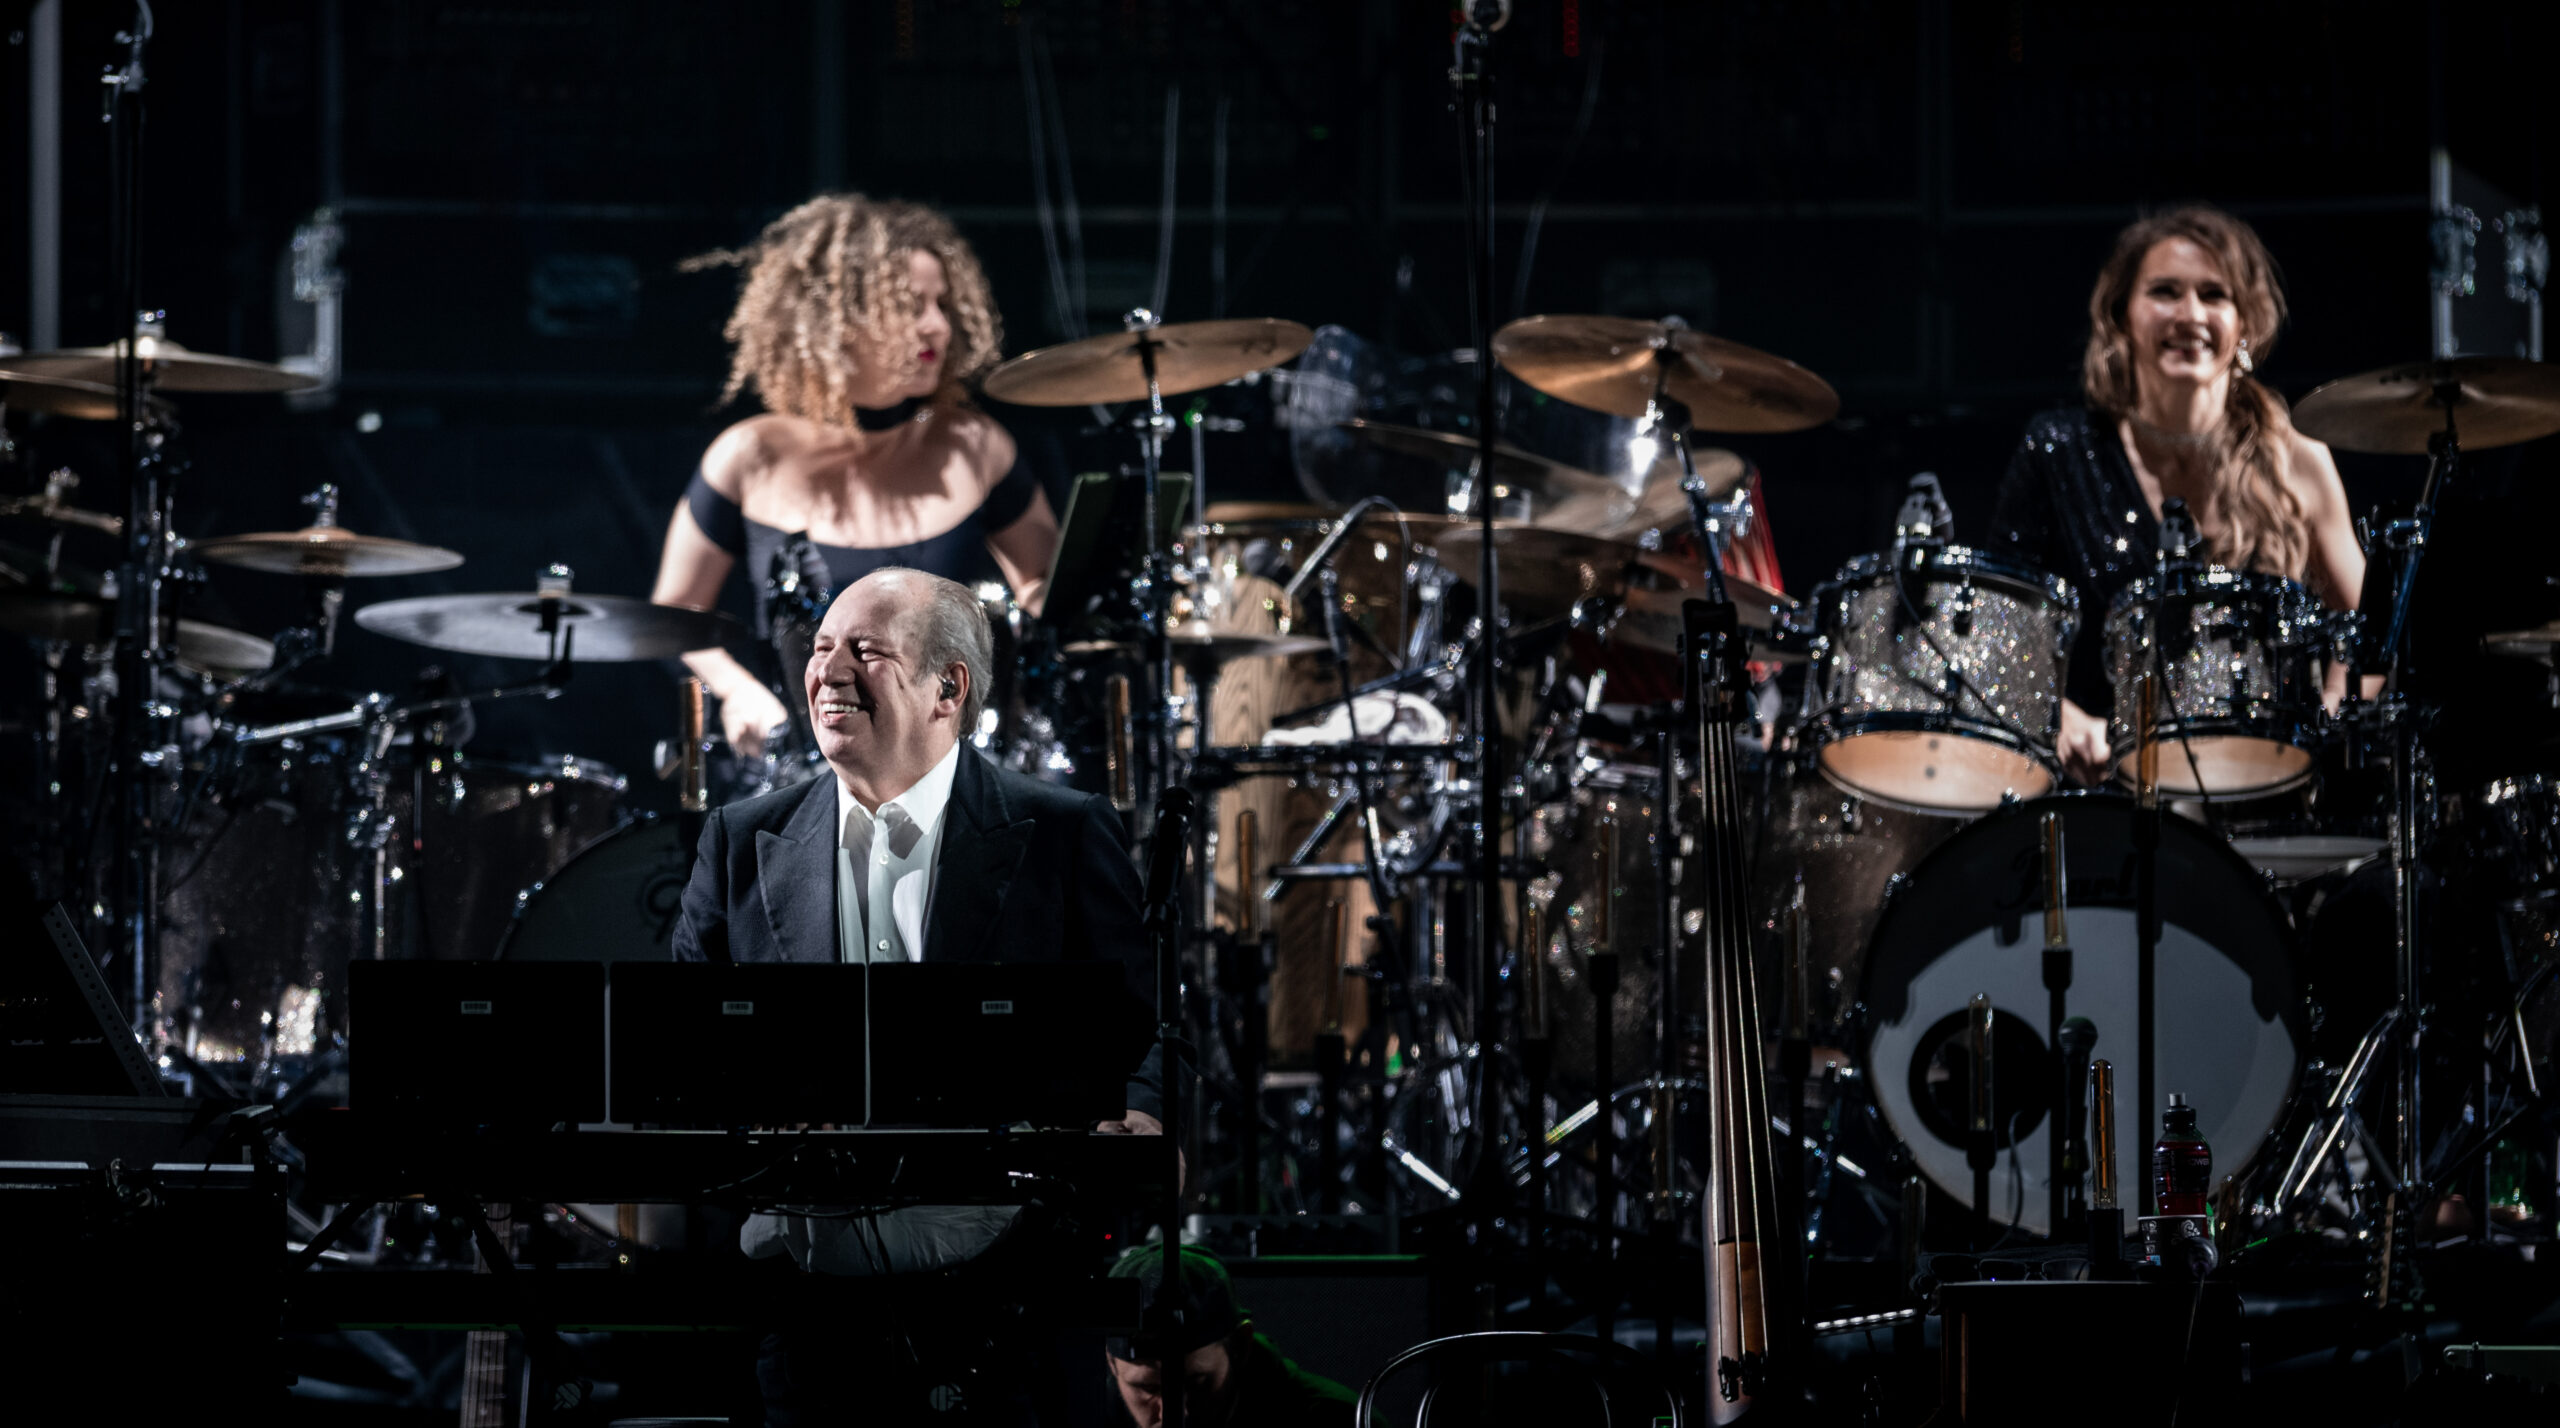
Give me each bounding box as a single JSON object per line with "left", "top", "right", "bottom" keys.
{"left": 1115, "top": 308, "right": 1180, "bottom": 826}
{"left": 1232, "top": 811, "right": 1273, "bottom": 1214}
{"left": 2132, "top": 672, "right": 2164, "bottom": 1217}
{"left": 1648, "top": 722, "right": 1683, "bottom": 1369}
{"left": 1518, "top": 892, "right": 1553, "bottom": 1307}
{"left": 1448, "top": 0, "right": 1514, "bottom": 1236}
{"left": 2037, "top": 810, "right": 2081, "bottom": 1238}
{"left": 1138, "top": 786, "right": 1196, "bottom": 1426}
{"left": 1588, "top": 940, "right": 1620, "bottom": 1345}
{"left": 1966, "top": 992, "right": 1997, "bottom": 1249}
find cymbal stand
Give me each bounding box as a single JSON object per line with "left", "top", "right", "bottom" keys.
{"left": 1119, "top": 308, "right": 1178, "bottom": 825}
{"left": 1450, "top": 0, "right": 1512, "bottom": 1231}
{"left": 103, "top": 7, "right": 166, "bottom": 1033}
{"left": 1631, "top": 334, "right": 1735, "bottom": 610}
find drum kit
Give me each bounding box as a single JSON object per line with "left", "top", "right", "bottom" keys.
{"left": 8, "top": 288, "right": 2560, "bottom": 1289}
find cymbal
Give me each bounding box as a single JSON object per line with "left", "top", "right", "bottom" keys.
{"left": 2293, "top": 357, "right": 2560, "bottom": 454}
{"left": 355, "top": 591, "right": 747, "bottom": 663}
{"left": 195, "top": 526, "right": 464, "bottom": 578}
{"left": 981, "top": 318, "right": 1313, "bottom": 407}
{"left": 0, "top": 337, "right": 324, "bottom": 394}
{"left": 1064, "top": 631, "right": 1334, "bottom": 667}
{"left": 1592, "top": 447, "right": 1749, "bottom": 539}
{"left": 1613, "top": 577, "right": 1795, "bottom": 643}
{"left": 1427, "top": 523, "right": 1648, "bottom": 616}
{"left": 0, "top": 592, "right": 274, "bottom": 677}
{"left": 0, "top": 372, "right": 169, "bottom": 421}
{"left": 2485, "top": 622, "right": 2560, "bottom": 661}
{"left": 1338, "top": 420, "right": 1634, "bottom": 530}
{"left": 1492, "top": 315, "right": 1841, "bottom": 431}
{"left": 0, "top": 492, "right": 123, "bottom": 537}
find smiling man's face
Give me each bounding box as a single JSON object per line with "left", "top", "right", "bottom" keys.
{"left": 803, "top": 571, "right": 958, "bottom": 796}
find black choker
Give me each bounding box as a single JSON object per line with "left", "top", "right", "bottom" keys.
{"left": 853, "top": 397, "right": 926, "bottom": 432}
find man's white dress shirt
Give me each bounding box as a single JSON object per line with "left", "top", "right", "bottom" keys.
{"left": 835, "top": 740, "right": 959, "bottom": 964}
{"left": 743, "top": 741, "right": 1018, "bottom": 1275}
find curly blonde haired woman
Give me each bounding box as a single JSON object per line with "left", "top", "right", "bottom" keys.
{"left": 1988, "top": 204, "right": 2367, "bottom": 783}
{"left": 653, "top": 195, "right": 1060, "bottom": 757}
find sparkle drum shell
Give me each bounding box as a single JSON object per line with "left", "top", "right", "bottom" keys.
{"left": 2104, "top": 565, "right": 2329, "bottom": 797}
{"left": 1805, "top": 546, "right": 2076, "bottom": 813}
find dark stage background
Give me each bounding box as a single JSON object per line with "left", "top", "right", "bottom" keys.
{"left": 3, "top": 0, "right": 2554, "bottom": 813}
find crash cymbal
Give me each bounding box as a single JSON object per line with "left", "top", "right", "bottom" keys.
{"left": 981, "top": 318, "right": 1314, "bottom": 407}
{"left": 1491, "top": 315, "right": 1841, "bottom": 431}
{"left": 1338, "top": 420, "right": 1635, "bottom": 530}
{"left": 195, "top": 526, "right": 465, "bottom": 578}
{"left": 2293, "top": 357, "right": 2560, "bottom": 454}
{"left": 1589, "top": 447, "right": 1750, "bottom": 539}
{"left": 1427, "top": 523, "right": 1648, "bottom": 617}
{"left": 0, "top": 336, "right": 324, "bottom": 394}
{"left": 0, "top": 592, "right": 275, "bottom": 677}
{"left": 0, "top": 372, "right": 170, "bottom": 421}
{"left": 354, "top": 591, "right": 747, "bottom": 663}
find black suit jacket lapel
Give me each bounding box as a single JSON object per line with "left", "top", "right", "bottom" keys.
{"left": 925, "top": 751, "right": 1032, "bottom": 964}
{"left": 755, "top": 777, "right": 841, "bottom": 963}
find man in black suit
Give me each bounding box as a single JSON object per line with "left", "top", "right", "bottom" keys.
{"left": 672, "top": 565, "right": 1161, "bottom": 1133}
{"left": 675, "top": 567, "right": 1165, "bottom": 1426}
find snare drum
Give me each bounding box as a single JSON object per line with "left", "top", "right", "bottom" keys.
{"left": 2104, "top": 565, "right": 2329, "bottom": 797}
{"left": 1804, "top": 545, "right": 2077, "bottom": 812}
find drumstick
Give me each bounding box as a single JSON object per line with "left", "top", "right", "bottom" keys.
{"left": 1105, "top": 674, "right": 1135, "bottom": 812}
{"left": 677, "top": 678, "right": 707, "bottom": 816}
{"left": 2133, "top": 671, "right": 2160, "bottom": 810}
{"left": 2041, "top": 810, "right": 2068, "bottom": 949}
{"left": 2091, "top": 1058, "right": 2118, "bottom": 1211}
{"left": 1324, "top": 897, "right": 1349, "bottom": 1034}
{"left": 1236, "top": 810, "right": 1262, "bottom": 939}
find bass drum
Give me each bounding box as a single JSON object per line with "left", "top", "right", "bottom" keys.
{"left": 1859, "top": 794, "right": 2304, "bottom": 1238}
{"left": 495, "top": 817, "right": 690, "bottom": 963}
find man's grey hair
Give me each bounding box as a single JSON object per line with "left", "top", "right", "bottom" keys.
{"left": 861, "top": 567, "right": 995, "bottom": 732}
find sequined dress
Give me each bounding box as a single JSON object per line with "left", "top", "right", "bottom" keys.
{"left": 1984, "top": 406, "right": 2169, "bottom": 717}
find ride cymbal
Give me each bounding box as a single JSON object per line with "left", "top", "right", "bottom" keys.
{"left": 2293, "top": 357, "right": 2560, "bottom": 455}
{"left": 355, "top": 591, "right": 747, "bottom": 663}
{"left": 981, "top": 318, "right": 1313, "bottom": 407}
{"left": 195, "top": 526, "right": 465, "bottom": 579}
{"left": 1492, "top": 315, "right": 1840, "bottom": 431}
{"left": 0, "top": 336, "right": 324, "bottom": 394}
{"left": 0, "top": 593, "right": 274, "bottom": 677}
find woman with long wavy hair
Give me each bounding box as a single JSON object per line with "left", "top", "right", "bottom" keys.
{"left": 651, "top": 194, "right": 1060, "bottom": 758}
{"left": 1989, "top": 204, "right": 2367, "bottom": 783}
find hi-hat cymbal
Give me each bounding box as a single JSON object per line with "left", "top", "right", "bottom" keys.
{"left": 1613, "top": 577, "right": 1795, "bottom": 642}
{"left": 0, "top": 337, "right": 324, "bottom": 394}
{"left": 1492, "top": 315, "right": 1841, "bottom": 431}
{"left": 2486, "top": 622, "right": 2560, "bottom": 661}
{"left": 195, "top": 526, "right": 465, "bottom": 579}
{"left": 981, "top": 318, "right": 1314, "bottom": 407}
{"left": 0, "top": 492, "right": 123, "bottom": 537}
{"left": 0, "top": 372, "right": 171, "bottom": 421}
{"left": 1339, "top": 420, "right": 1636, "bottom": 530}
{"left": 355, "top": 591, "right": 747, "bottom": 663}
{"left": 1592, "top": 447, "right": 1750, "bottom": 539}
{"left": 0, "top": 592, "right": 274, "bottom": 677}
{"left": 2293, "top": 357, "right": 2560, "bottom": 454}
{"left": 1427, "top": 523, "right": 1649, "bottom": 617}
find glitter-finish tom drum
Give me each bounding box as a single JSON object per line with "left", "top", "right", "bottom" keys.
{"left": 2103, "top": 565, "right": 2331, "bottom": 798}
{"left": 1802, "top": 545, "right": 2077, "bottom": 813}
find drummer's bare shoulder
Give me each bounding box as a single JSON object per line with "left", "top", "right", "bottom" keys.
{"left": 698, "top": 413, "right": 820, "bottom": 501}
{"left": 922, "top": 401, "right": 1019, "bottom": 496}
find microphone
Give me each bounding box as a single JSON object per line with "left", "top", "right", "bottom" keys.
{"left": 1893, "top": 472, "right": 1954, "bottom": 547}
{"left": 2159, "top": 496, "right": 2199, "bottom": 561}
{"left": 1142, "top": 787, "right": 1195, "bottom": 930}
